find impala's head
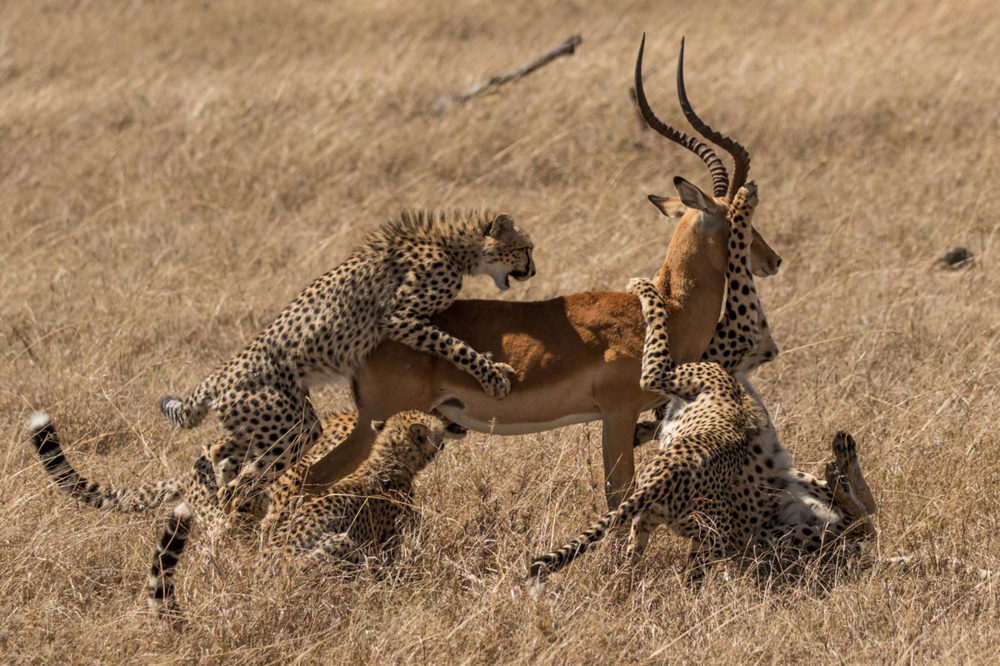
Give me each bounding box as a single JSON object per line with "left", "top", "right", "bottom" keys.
{"left": 475, "top": 212, "right": 536, "bottom": 291}
{"left": 635, "top": 34, "right": 782, "bottom": 278}
{"left": 648, "top": 177, "right": 782, "bottom": 278}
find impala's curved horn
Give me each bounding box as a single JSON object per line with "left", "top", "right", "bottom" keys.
{"left": 635, "top": 34, "right": 729, "bottom": 199}
{"left": 676, "top": 36, "right": 751, "bottom": 202}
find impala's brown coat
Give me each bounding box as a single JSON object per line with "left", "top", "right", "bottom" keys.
{"left": 308, "top": 209, "right": 780, "bottom": 507}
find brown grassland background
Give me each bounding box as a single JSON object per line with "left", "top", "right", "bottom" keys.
{"left": 2, "top": 0, "right": 1000, "bottom": 663}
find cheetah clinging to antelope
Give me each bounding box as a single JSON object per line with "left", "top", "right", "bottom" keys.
{"left": 530, "top": 183, "right": 877, "bottom": 581}
{"left": 159, "top": 209, "right": 534, "bottom": 501}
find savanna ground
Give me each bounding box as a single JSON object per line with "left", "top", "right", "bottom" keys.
{"left": 2, "top": 0, "right": 999, "bottom": 663}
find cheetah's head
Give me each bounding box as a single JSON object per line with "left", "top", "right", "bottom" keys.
{"left": 475, "top": 213, "right": 535, "bottom": 291}
{"left": 648, "top": 177, "right": 781, "bottom": 278}
{"left": 370, "top": 411, "right": 466, "bottom": 471}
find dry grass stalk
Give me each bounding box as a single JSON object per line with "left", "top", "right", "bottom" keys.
{"left": 2, "top": 0, "right": 1000, "bottom": 663}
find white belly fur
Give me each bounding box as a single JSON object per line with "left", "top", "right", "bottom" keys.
{"left": 433, "top": 404, "right": 602, "bottom": 436}
{"left": 301, "top": 369, "right": 349, "bottom": 389}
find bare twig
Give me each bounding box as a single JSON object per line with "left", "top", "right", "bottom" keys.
{"left": 433, "top": 35, "right": 582, "bottom": 113}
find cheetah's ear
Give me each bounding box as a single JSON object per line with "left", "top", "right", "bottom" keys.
{"left": 673, "top": 176, "right": 723, "bottom": 215}
{"left": 647, "top": 195, "right": 688, "bottom": 218}
{"left": 488, "top": 213, "right": 514, "bottom": 238}
{"left": 408, "top": 423, "right": 431, "bottom": 440}
{"left": 371, "top": 420, "right": 386, "bottom": 434}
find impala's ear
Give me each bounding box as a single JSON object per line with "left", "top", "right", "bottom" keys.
{"left": 370, "top": 420, "right": 386, "bottom": 434}
{"left": 647, "top": 194, "right": 688, "bottom": 218}
{"left": 673, "top": 176, "right": 719, "bottom": 214}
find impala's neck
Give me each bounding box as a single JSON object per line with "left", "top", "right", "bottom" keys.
{"left": 654, "top": 213, "right": 728, "bottom": 364}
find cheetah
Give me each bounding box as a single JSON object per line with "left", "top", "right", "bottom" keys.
{"left": 28, "top": 410, "right": 356, "bottom": 615}
{"left": 148, "top": 410, "right": 462, "bottom": 615}
{"left": 26, "top": 409, "right": 463, "bottom": 616}
{"left": 529, "top": 183, "right": 877, "bottom": 581}
{"left": 158, "top": 209, "right": 534, "bottom": 502}
{"left": 261, "top": 410, "right": 465, "bottom": 567}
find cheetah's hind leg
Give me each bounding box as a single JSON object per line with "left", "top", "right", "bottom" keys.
{"left": 824, "top": 436, "right": 875, "bottom": 539}
{"left": 832, "top": 431, "right": 876, "bottom": 516}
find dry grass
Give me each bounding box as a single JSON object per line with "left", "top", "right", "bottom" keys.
{"left": 2, "top": 0, "right": 1000, "bottom": 663}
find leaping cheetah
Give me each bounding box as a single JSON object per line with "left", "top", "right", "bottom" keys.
{"left": 157, "top": 209, "right": 534, "bottom": 502}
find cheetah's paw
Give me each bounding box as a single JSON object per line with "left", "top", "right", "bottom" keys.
{"left": 626, "top": 277, "right": 657, "bottom": 298}
{"left": 481, "top": 361, "right": 515, "bottom": 399}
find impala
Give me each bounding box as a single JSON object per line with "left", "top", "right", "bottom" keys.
{"left": 307, "top": 37, "right": 781, "bottom": 508}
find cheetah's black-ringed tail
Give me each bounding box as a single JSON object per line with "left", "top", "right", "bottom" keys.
{"left": 28, "top": 412, "right": 79, "bottom": 490}
{"left": 148, "top": 502, "right": 193, "bottom": 617}
{"left": 26, "top": 412, "right": 183, "bottom": 511}
{"left": 529, "top": 487, "right": 649, "bottom": 578}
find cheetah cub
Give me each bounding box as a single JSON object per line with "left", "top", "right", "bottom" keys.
{"left": 260, "top": 410, "right": 464, "bottom": 568}
{"left": 159, "top": 209, "right": 534, "bottom": 501}
{"left": 148, "top": 411, "right": 462, "bottom": 615}
{"left": 530, "top": 183, "right": 876, "bottom": 581}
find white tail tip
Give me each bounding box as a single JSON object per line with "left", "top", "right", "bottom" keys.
{"left": 27, "top": 412, "right": 52, "bottom": 433}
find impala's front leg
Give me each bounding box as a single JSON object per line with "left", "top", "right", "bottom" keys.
{"left": 381, "top": 315, "right": 515, "bottom": 398}
{"left": 626, "top": 277, "right": 676, "bottom": 395}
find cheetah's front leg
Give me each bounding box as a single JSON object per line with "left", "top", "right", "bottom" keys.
{"left": 626, "top": 277, "right": 676, "bottom": 395}
{"left": 299, "top": 532, "right": 366, "bottom": 569}
{"left": 832, "top": 431, "right": 876, "bottom": 517}
{"left": 700, "top": 183, "right": 763, "bottom": 370}
{"left": 381, "top": 315, "right": 515, "bottom": 398}
{"left": 824, "top": 432, "right": 876, "bottom": 538}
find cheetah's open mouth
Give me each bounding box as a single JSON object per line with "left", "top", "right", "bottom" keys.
{"left": 506, "top": 269, "right": 531, "bottom": 288}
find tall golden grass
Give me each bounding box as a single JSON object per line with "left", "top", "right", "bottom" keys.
{"left": 2, "top": 0, "right": 999, "bottom": 663}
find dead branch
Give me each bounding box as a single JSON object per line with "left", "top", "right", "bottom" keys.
{"left": 433, "top": 35, "right": 582, "bottom": 113}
